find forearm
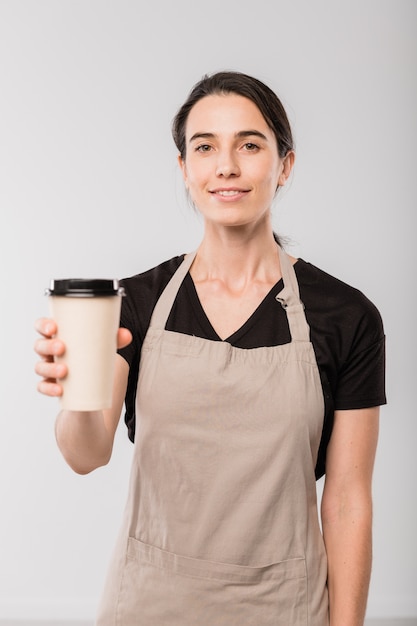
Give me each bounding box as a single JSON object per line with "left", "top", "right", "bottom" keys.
{"left": 322, "top": 497, "right": 373, "bottom": 626}
{"left": 55, "top": 409, "right": 114, "bottom": 474}
{"left": 53, "top": 356, "right": 129, "bottom": 474}
{"left": 34, "top": 321, "right": 131, "bottom": 474}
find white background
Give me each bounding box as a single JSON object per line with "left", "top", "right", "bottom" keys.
{"left": 0, "top": 0, "right": 416, "bottom": 620}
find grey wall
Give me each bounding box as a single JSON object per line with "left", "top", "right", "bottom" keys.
{"left": 0, "top": 0, "right": 415, "bottom": 620}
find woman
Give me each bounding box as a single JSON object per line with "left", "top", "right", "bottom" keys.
{"left": 34, "top": 71, "right": 385, "bottom": 625}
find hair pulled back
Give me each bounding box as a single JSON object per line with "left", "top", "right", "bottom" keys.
{"left": 172, "top": 71, "right": 294, "bottom": 160}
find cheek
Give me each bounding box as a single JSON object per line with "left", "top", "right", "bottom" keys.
{"left": 267, "top": 162, "right": 283, "bottom": 189}
{"left": 184, "top": 162, "right": 208, "bottom": 188}
{"left": 256, "top": 166, "right": 279, "bottom": 192}
{"left": 252, "top": 154, "right": 281, "bottom": 181}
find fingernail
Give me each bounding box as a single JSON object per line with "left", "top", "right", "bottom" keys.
{"left": 52, "top": 341, "right": 62, "bottom": 355}
{"left": 56, "top": 365, "right": 66, "bottom": 378}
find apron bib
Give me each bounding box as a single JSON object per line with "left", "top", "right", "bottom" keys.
{"left": 96, "top": 247, "right": 329, "bottom": 625}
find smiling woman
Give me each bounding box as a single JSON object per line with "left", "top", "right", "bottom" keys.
{"left": 177, "top": 94, "right": 294, "bottom": 232}
{"left": 34, "top": 71, "right": 386, "bottom": 626}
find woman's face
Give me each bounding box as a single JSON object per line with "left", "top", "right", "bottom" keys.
{"left": 179, "top": 93, "right": 293, "bottom": 230}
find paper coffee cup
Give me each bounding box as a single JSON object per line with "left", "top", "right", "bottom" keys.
{"left": 46, "top": 278, "right": 125, "bottom": 411}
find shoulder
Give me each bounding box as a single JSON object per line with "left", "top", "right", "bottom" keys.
{"left": 119, "top": 255, "right": 185, "bottom": 335}
{"left": 295, "top": 259, "right": 384, "bottom": 341}
{"left": 294, "top": 257, "right": 386, "bottom": 419}
{"left": 295, "top": 258, "right": 377, "bottom": 307}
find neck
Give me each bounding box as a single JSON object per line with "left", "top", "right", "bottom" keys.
{"left": 192, "top": 220, "right": 282, "bottom": 286}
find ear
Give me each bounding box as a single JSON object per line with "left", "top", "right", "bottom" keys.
{"left": 277, "top": 151, "right": 295, "bottom": 187}
{"left": 178, "top": 154, "right": 188, "bottom": 185}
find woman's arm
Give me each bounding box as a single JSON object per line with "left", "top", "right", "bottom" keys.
{"left": 321, "top": 407, "right": 380, "bottom": 626}
{"left": 34, "top": 318, "right": 132, "bottom": 475}
{"left": 53, "top": 354, "right": 130, "bottom": 474}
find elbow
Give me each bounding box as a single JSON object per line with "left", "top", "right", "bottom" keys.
{"left": 63, "top": 449, "right": 113, "bottom": 475}
{"left": 72, "top": 464, "right": 101, "bottom": 476}
{"left": 321, "top": 485, "right": 373, "bottom": 529}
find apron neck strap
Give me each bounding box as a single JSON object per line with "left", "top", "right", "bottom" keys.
{"left": 150, "top": 246, "right": 310, "bottom": 342}
{"left": 149, "top": 251, "right": 197, "bottom": 330}
{"left": 276, "top": 246, "right": 310, "bottom": 342}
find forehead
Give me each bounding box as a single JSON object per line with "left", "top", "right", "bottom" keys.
{"left": 185, "top": 93, "right": 273, "bottom": 138}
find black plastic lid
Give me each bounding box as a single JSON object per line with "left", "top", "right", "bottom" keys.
{"left": 46, "top": 278, "right": 125, "bottom": 297}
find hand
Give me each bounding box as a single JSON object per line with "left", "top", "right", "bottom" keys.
{"left": 34, "top": 318, "right": 66, "bottom": 397}
{"left": 34, "top": 318, "right": 132, "bottom": 398}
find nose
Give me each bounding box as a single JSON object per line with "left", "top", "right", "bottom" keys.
{"left": 215, "top": 149, "right": 240, "bottom": 178}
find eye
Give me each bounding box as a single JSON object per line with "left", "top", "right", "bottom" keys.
{"left": 196, "top": 144, "right": 212, "bottom": 153}
{"left": 243, "top": 142, "right": 259, "bottom": 151}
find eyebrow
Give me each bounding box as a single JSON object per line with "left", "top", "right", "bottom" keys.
{"left": 188, "top": 130, "right": 269, "bottom": 143}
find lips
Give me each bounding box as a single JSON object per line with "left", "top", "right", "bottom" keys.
{"left": 209, "top": 188, "right": 250, "bottom": 198}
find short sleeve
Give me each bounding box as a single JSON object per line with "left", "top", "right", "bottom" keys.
{"left": 334, "top": 300, "right": 386, "bottom": 410}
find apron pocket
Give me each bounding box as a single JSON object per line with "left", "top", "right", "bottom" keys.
{"left": 116, "top": 537, "right": 307, "bottom": 625}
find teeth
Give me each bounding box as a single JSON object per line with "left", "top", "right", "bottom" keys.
{"left": 217, "top": 190, "right": 241, "bottom": 196}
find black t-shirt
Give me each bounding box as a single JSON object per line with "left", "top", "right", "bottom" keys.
{"left": 118, "top": 255, "right": 386, "bottom": 479}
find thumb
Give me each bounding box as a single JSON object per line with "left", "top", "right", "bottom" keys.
{"left": 117, "top": 327, "right": 133, "bottom": 349}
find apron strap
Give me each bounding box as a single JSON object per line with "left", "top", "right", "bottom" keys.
{"left": 149, "top": 251, "right": 197, "bottom": 330}
{"left": 149, "top": 246, "right": 310, "bottom": 342}
{"left": 276, "top": 246, "right": 310, "bottom": 342}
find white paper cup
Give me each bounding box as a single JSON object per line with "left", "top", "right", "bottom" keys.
{"left": 46, "top": 278, "right": 125, "bottom": 411}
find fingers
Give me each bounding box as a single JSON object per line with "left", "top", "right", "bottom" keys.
{"left": 34, "top": 357, "right": 66, "bottom": 397}
{"left": 34, "top": 317, "right": 58, "bottom": 338}
{"left": 34, "top": 317, "right": 65, "bottom": 358}
{"left": 34, "top": 336, "right": 65, "bottom": 359}
{"left": 34, "top": 317, "right": 66, "bottom": 397}
{"left": 34, "top": 353, "right": 66, "bottom": 397}
{"left": 34, "top": 320, "right": 132, "bottom": 399}
{"left": 34, "top": 346, "right": 67, "bottom": 397}
{"left": 37, "top": 378, "right": 64, "bottom": 397}
{"left": 35, "top": 319, "right": 132, "bottom": 352}
{"left": 35, "top": 358, "right": 67, "bottom": 380}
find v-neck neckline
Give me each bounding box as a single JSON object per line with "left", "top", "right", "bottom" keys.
{"left": 183, "top": 272, "right": 285, "bottom": 343}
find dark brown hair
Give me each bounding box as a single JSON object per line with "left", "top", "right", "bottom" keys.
{"left": 172, "top": 71, "right": 294, "bottom": 160}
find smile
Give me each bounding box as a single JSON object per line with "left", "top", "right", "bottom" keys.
{"left": 210, "top": 189, "right": 249, "bottom": 198}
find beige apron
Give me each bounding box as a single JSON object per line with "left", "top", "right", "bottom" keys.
{"left": 96, "top": 247, "right": 329, "bottom": 625}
